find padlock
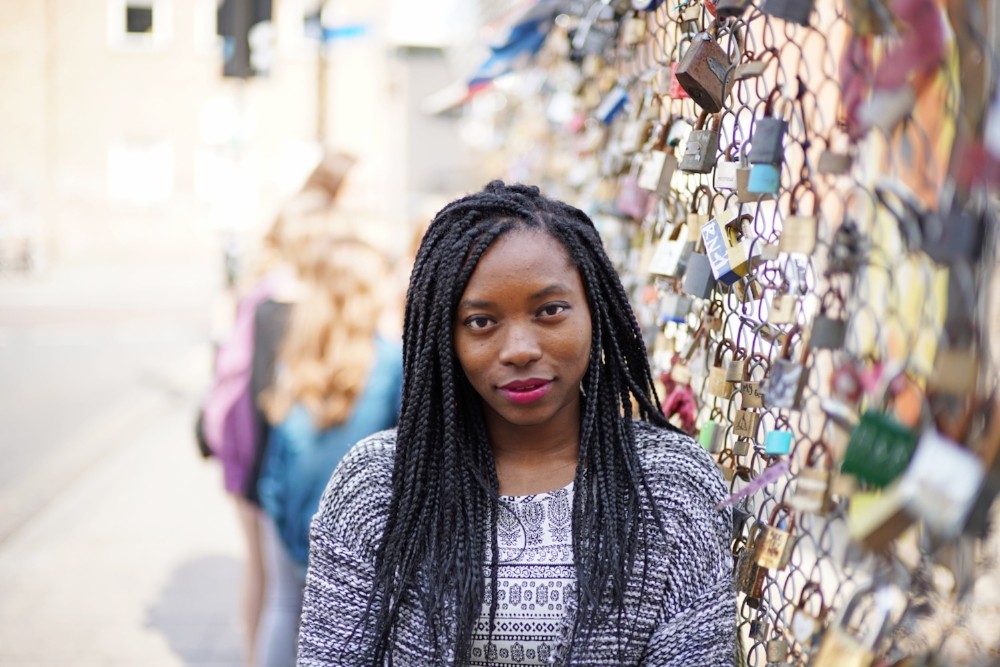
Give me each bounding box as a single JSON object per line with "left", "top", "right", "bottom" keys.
{"left": 811, "top": 290, "right": 847, "bottom": 351}
{"left": 790, "top": 582, "right": 826, "bottom": 648}
{"left": 717, "top": 448, "right": 738, "bottom": 480}
{"left": 748, "top": 90, "right": 790, "bottom": 164}
{"left": 621, "top": 13, "right": 648, "bottom": 45}
{"left": 778, "top": 182, "right": 819, "bottom": 254}
{"left": 678, "top": 0, "right": 702, "bottom": 33}
{"left": 701, "top": 206, "right": 751, "bottom": 286}
{"left": 648, "top": 221, "right": 691, "bottom": 278}
{"left": 761, "top": 0, "right": 814, "bottom": 26}
{"left": 841, "top": 409, "right": 919, "bottom": 488}
{"left": 680, "top": 111, "right": 722, "bottom": 173}
{"left": 701, "top": 299, "right": 725, "bottom": 332}
{"left": 715, "top": 0, "right": 752, "bottom": 19}
{"left": 818, "top": 147, "right": 854, "bottom": 175}
{"left": 766, "top": 637, "right": 789, "bottom": 662}
{"left": 632, "top": 0, "right": 666, "bottom": 9}
{"left": 764, "top": 428, "right": 793, "bottom": 455}
{"left": 767, "top": 293, "right": 798, "bottom": 325}
{"left": 637, "top": 121, "right": 678, "bottom": 196}
{"left": 763, "top": 326, "right": 809, "bottom": 410}
{"left": 739, "top": 352, "right": 768, "bottom": 409}
{"left": 922, "top": 200, "right": 988, "bottom": 266}
{"left": 733, "top": 435, "right": 752, "bottom": 456}
{"left": 714, "top": 142, "right": 740, "bottom": 191}
{"left": 736, "top": 143, "right": 774, "bottom": 202}
{"left": 747, "top": 162, "right": 781, "bottom": 195}
{"left": 790, "top": 440, "right": 834, "bottom": 515}
{"left": 755, "top": 502, "right": 796, "bottom": 570}
{"left": 595, "top": 84, "right": 628, "bottom": 125}
{"left": 732, "top": 409, "right": 758, "bottom": 439}
{"left": 681, "top": 248, "right": 717, "bottom": 299}
{"left": 698, "top": 418, "right": 726, "bottom": 453}
{"left": 686, "top": 184, "right": 713, "bottom": 231}
{"left": 898, "top": 426, "right": 986, "bottom": 539}
{"left": 707, "top": 340, "right": 736, "bottom": 399}
{"left": 659, "top": 291, "right": 694, "bottom": 324}
{"left": 811, "top": 585, "right": 894, "bottom": 667}
{"left": 735, "top": 526, "right": 766, "bottom": 606}
{"left": 674, "top": 21, "right": 732, "bottom": 112}
{"left": 615, "top": 170, "right": 654, "bottom": 221}
{"left": 826, "top": 218, "right": 867, "bottom": 276}
{"left": 748, "top": 614, "right": 770, "bottom": 641}
{"left": 571, "top": 1, "right": 616, "bottom": 57}
{"left": 725, "top": 346, "right": 747, "bottom": 382}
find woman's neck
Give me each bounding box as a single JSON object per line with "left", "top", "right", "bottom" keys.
{"left": 489, "top": 422, "right": 580, "bottom": 496}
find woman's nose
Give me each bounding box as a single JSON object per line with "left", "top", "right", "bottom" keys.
{"left": 498, "top": 323, "right": 542, "bottom": 366}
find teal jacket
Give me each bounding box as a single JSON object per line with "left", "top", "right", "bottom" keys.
{"left": 257, "top": 336, "right": 403, "bottom": 564}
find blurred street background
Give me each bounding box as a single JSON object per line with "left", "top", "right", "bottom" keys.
{"left": 0, "top": 0, "right": 498, "bottom": 663}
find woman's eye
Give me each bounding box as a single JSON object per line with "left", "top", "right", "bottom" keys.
{"left": 464, "top": 316, "right": 493, "bottom": 330}
{"left": 539, "top": 303, "right": 569, "bottom": 317}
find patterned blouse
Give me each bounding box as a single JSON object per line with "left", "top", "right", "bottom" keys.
{"left": 469, "top": 483, "right": 575, "bottom": 665}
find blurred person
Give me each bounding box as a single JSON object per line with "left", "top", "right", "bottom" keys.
{"left": 255, "top": 235, "right": 403, "bottom": 667}
{"left": 199, "top": 149, "right": 355, "bottom": 667}
{"left": 296, "top": 181, "right": 735, "bottom": 665}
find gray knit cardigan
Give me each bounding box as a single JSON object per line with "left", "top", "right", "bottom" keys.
{"left": 298, "top": 421, "right": 736, "bottom": 666}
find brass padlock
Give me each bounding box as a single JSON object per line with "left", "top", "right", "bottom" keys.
{"left": 686, "top": 184, "right": 713, "bottom": 231}
{"left": 765, "top": 637, "right": 789, "bottom": 662}
{"left": 789, "top": 440, "right": 834, "bottom": 515}
{"left": 811, "top": 584, "right": 893, "bottom": 667}
{"left": 706, "top": 340, "right": 736, "bottom": 399}
{"left": 778, "top": 182, "right": 819, "bottom": 255}
{"left": 767, "top": 292, "right": 798, "bottom": 325}
{"left": 790, "top": 581, "right": 826, "bottom": 648}
{"left": 733, "top": 436, "right": 752, "bottom": 456}
{"left": 725, "top": 346, "right": 747, "bottom": 383}
{"left": 735, "top": 525, "right": 766, "bottom": 607}
{"left": 637, "top": 121, "right": 678, "bottom": 197}
{"left": 680, "top": 111, "right": 722, "bottom": 173}
{"left": 754, "top": 502, "right": 796, "bottom": 570}
{"left": 674, "top": 20, "right": 732, "bottom": 112}
{"left": 739, "top": 352, "right": 768, "bottom": 409}
{"left": 732, "top": 408, "right": 759, "bottom": 439}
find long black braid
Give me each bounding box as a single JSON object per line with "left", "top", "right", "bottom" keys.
{"left": 365, "top": 181, "right": 680, "bottom": 665}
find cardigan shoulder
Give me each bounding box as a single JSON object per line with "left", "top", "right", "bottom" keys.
{"left": 312, "top": 428, "right": 398, "bottom": 557}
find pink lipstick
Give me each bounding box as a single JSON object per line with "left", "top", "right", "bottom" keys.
{"left": 499, "top": 379, "right": 552, "bottom": 404}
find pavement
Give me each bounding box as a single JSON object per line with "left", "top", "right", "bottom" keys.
{"left": 0, "top": 253, "right": 247, "bottom": 666}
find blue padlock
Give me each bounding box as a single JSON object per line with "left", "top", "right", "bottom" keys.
{"left": 748, "top": 162, "right": 781, "bottom": 194}
{"left": 764, "top": 429, "right": 793, "bottom": 455}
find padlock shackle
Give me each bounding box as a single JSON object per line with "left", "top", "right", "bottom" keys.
{"left": 689, "top": 183, "right": 713, "bottom": 214}
{"left": 788, "top": 180, "right": 819, "bottom": 216}
{"left": 804, "top": 439, "right": 834, "bottom": 469}
{"left": 796, "top": 580, "right": 826, "bottom": 614}
{"left": 766, "top": 501, "right": 797, "bottom": 533}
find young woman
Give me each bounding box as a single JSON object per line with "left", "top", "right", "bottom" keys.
{"left": 254, "top": 234, "right": 403, "bottom": 667}
{"left": 297, "top": 181, "right": 735, "bottom": 666}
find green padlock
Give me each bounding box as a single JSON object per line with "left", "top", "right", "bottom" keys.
{"left": 841, "top": 410, "right": 918, "bottom": 488}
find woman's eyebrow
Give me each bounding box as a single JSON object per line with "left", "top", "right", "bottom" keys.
{"left": 530, "top": 284, "right": 572, "bottom": 299}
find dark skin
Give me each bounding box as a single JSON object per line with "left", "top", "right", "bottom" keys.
{"left": 453, "top": 229, "right": 593, "bottom": 496}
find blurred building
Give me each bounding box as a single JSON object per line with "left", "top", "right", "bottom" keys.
{"left": 0, "top": 0, "right": 482, "bottom": 267}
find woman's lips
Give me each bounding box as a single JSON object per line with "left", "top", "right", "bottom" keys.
{"left": 499, "top": 379, "right": 552, "bottom": 404}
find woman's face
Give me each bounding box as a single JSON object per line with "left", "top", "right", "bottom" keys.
{"left": 453, "top": 229, "right": 593, "bottom": 434}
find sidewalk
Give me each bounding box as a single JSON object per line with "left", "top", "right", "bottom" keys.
{"left": 0, "top": 371, "right": 245, "bottom": 666}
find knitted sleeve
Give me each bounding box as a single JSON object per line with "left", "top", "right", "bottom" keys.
{"left": 635, "top": 422, "right": 737, "bottom": 667}
{"left": 297, "top": 430, "right": 396, "bottom": 666}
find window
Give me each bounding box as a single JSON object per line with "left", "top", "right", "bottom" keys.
{"left": 108, "top": 0, "right": 173, "bottom": 51}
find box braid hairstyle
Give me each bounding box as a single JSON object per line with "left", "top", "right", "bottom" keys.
{"left": 364, "top": 181, "right": 681, "bottom": 664}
